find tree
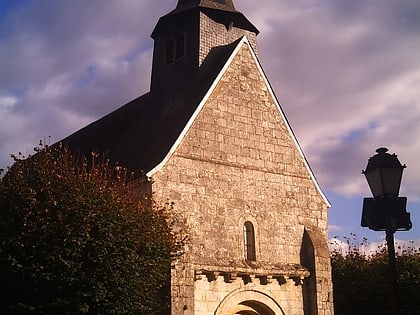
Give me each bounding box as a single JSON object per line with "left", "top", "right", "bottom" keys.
{"left": 330, "top": 235, "right": 420, "bottom": 315}
{"left": 0, "top": 144, "right": 176, "bottom": 314}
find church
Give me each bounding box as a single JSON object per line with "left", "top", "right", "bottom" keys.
{"left": 63, "top": 1, "right": 334, "bottom": 314}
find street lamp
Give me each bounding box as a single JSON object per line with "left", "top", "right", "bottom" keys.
{"left": 361, "top": 147, "right": 412, "bottom": 315}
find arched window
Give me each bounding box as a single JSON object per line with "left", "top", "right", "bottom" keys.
{"left": 243, "top": 221, "right": 256, "bottom": 261}
{"left": 165, "top": 33, "right": 185, "bottom": 65}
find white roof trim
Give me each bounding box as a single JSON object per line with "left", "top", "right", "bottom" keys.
{"left": 147, "top": 36, "right": 330, "bottom": 207}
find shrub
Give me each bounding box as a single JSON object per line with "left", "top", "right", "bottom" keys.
{"left": 330, "top": 234, "right": 420, "bottom": 315}
{"left": 0, "top": 144, "right": 175, "bottom": 314}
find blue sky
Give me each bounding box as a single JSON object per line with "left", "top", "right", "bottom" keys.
{"left": 1, "top": 0, "right": 419, "bottom": 245}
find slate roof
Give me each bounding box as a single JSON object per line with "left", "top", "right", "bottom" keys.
{"left": 153, "top": 0, "right": 259, "bottom": 37}
{"left": 61, "top": 40, "right": 240, "bottom": 176}
{"left": 174, "top": 0, "right": 237, "bottom": 13}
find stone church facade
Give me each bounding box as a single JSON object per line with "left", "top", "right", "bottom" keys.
{"left": 63, "top": 1, "right": 334, "bottom": 314}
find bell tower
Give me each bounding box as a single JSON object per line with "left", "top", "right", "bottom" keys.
{"left": 150, "top": 0, "right": 259, "bottom": 108}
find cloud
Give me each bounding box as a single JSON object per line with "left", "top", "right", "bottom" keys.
{"left": 0, "top": 95, "right": 18, "bottom": 112}
{"left": 238, "top": 0, "right": 420, "bottom": 200}
{"left": 0, "top": 0, "right": 419, "bottom": 205}
{"left": 0, "top": 0, "right": 175, "bottom": 168}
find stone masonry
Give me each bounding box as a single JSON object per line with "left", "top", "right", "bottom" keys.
{"left": 152, "top": 41, "right": 333, "bottom": 314}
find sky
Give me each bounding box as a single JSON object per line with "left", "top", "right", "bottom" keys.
{"left": 0, "top": 0, "right": 419, "bottom": 246}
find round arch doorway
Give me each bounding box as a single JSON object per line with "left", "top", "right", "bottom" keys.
{"left": 215, "top": 289, "right": 285, "bottom": 315}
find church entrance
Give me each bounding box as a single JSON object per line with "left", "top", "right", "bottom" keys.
{"left": 215, "top": 290, "right": 285, "bottom": 315}
{"left": 229, "top": 300, "right": 276, "bottom": 314}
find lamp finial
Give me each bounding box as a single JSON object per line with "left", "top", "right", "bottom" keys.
{"left": 376, "top": 147, "right": 388, "bottom": 154}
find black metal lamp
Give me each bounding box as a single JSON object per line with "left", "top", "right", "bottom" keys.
{"left": 361, "top": 147, "right": 412, "bottom": 315}
{"left": 363, "top": 147, "right": 405, "bottom": 199}
{"left": 361, "top": 148, "right": 411, "bottom": 232}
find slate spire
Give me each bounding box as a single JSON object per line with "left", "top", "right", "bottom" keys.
{"left": 175, "top": 0, "right": 237, "bottom": 12}
{"left": 150, "top": 0, "right": 258, "bottom": 108}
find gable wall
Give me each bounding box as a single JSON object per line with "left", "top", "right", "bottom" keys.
{"left": 152, "top": 42, "right": 332, "bottom": 314}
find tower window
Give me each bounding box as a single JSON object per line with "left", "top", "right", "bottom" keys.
{"left": 165, "top": 33, "right": 185, "bottom": 65}
{"left": 243, "top": 221, "right": 256, "bottom": 261}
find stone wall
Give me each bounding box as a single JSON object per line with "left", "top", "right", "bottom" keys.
{"left": 152, "top": 42, "right": 333, "bottom": 314}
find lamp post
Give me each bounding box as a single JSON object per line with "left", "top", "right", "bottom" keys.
{"left": 361, "top": 148, "right": 412, "bottom": 315}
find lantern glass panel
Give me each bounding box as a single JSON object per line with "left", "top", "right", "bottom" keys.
{"left": 382, "top": 168, "right": 403, "bottom": 196}
{"left": 366, "top": 169, "right": 383, "bottom": 198}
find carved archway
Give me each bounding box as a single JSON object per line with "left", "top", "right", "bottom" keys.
{"left": 215, "top": 289, "right": 285, "bottom": 315}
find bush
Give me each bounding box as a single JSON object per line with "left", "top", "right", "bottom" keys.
{"left": 0, "top": 144, "right": 175, "bottom": 314}
{"left": 330, "top": 234, "right": 420, "bottom": 315}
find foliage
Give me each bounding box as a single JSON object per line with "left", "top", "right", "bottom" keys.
{"left": 0, "top": 143, "right": 176, "bottom": 314}
{"left": 330, "top": 234, "right": 420, "bottom": 315}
